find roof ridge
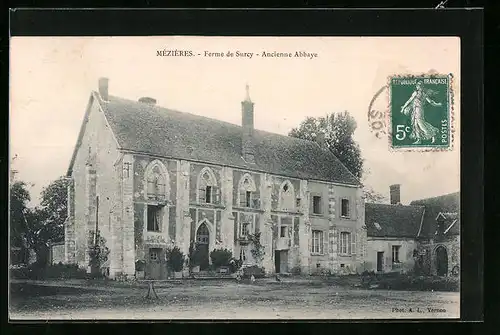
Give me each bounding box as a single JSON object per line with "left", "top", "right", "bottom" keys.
{"left": 107, "top": 94, "right": 345, "bottom": 147}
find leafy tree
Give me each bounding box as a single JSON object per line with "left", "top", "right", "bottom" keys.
{"left": 363, "top": 186, "right": 388, "bottom": 203}
{"left": 289, "top": 111, "right": 363, "bottom": 179}
{"left": 39, "top": 176, "right": 69, "bottom": 243}
{"left": 10, "top": 177, "right": 69, "bottom": 266}
{"left": 290, "top": 112, "right": 389, "bottom": 203}
{"left": 10, "top": 181, "right": 32, "bottom": 263}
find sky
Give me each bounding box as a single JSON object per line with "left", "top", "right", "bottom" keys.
{"left": 10, "top": 36, "right": 460, "bottom": 206}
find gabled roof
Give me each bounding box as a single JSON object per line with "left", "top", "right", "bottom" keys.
{"left": 365, "top": 203, "right": 425, "bottom": 238}
{"left": 70, "top": 92, "right": 361, "bottom": 185}
{"left": 410, "top": 192, "right": 460, "bottom": 238}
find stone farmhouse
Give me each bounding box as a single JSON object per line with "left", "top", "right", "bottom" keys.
{"left": 364, "top": 185, "right": 459, "bottom": 277}
{"left": 64, "top": 78, "right": 367, "bottom": 280}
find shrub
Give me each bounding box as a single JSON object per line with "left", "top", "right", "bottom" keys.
{"left": 228, "top": 257, "right": 242, "bottom": 273}
{"left": 368, "top": 273, "right": 459, "bottom": 292}
{"left": 189, "top": 242, "right": 208, "bottom": 269}
{"left": 290, "top": 266, "right": 301, "bottom": 275}
{"left": 88, "top": 230, "right": 110, "bottom": 276}
{"left": 242, "top": 265, "right": 266, "bottom": 279}
{"left": 135, "top": 260, "right": 146, "bottom": 272}
{"left": 210, "top": 248, "right": 233, "bottom": 269}
{"left": 11, "top": 263, "right": 89, "bottom": 280}
{"left": 165, "top": 246, "right": 185, "bottom": 272}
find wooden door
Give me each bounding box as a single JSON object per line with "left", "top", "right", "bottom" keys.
{"left": 280, "top": 251, "right": 288, "bottom": 273}
{"left": 377, "top": 252, "right": 384, "bottom": 272}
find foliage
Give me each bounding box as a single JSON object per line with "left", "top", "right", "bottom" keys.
{"left": 10, "top": 177, "right": 69, "bottom": 266}
{"left": 10, "top": 181, "right": 32, "bottom": 262}
{"left": 39, "top": 176, "right": 69, "bottom": 243}
{"left": 88, "top": 230, "right": 110, "bottom": 275}
{"left": 165, "top": 246, "right": 185, "bottom": 272}
{"left": 228, "top": 257, "right": 243, "bottom": 273}
{"left": 209, "top": 248, "right": 233, "bottom": 269}
{"left": 188, "top": 242, "right": 208, "bottom": 269}
{"left": 362, "top": 185, "right": 388, "bottom": 203}
{"left": 289, "top": 111, "right": 363, "bottom": 179}
{"left": 135, "top": 260, "right": 146, "bottom": 272}
{"left": 361, "top": 272, "right": 459, "bottom": 292}
{"left": 10, "top": 262, "right": 88, "bottom": 280}
{"left": 242, "top": 265, "right": 266, "bottom": 279}
{"left": 247, "top": 232, "right": 265, "bottom": 265}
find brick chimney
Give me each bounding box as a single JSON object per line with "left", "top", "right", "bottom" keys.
{"left": 389, "top": 184, "right": 401, "bottom": 205}
{"left": 98, "top": 77, "right": 109, "bottom": 101}
{"left": 138, "top": 97, "right": 157, "bottom": 105}
{"left": 241, "top": 84, "right": 255, "bottom": 164}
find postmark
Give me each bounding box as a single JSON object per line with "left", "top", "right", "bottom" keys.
{"left": 388, "top": 73, "right": 454, "bottom": 151}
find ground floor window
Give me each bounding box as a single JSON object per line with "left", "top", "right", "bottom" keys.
{"left": 392, "top": 245, "right": 401, "bottom": 263}
{"left": 311, "top": 230, "right": 324, "bottom": 254}
{"left": 339, "top": 232, "right": 351, "bottom": 255}
{"left": 147, "top": 205, "right": 162, "bottom": 232}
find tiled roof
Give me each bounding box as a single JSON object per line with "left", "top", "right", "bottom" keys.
{"left": 365, "top": 203, "right": 425, "bottom": 238}
{"left": 98, "top": 94, "right": 361, "bottom": 185}
{"left": 410, "top": 192, "right": 460, "bottom": 238}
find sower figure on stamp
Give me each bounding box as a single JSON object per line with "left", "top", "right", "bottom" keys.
{"left": 400, "top": 81, "right": 442, "bottom": 144}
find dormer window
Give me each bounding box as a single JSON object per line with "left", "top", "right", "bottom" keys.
{"left": 279, "top": 180, "right": 295, "bottom": 212}
{"left": 145, "top": 160, "right": 169, "bottom": 202}
{"left": 238, "top": 174, "right": 257, "bottom": 208}
{"left": 197, "top": 167, "right": 219, "bottom": 204}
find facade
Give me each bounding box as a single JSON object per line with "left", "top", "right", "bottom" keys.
{"left": 365, "top": 185, "right": 459, "bottom": 276}
{"left": 64, "top": 78, "right": 366, "bottom": 279}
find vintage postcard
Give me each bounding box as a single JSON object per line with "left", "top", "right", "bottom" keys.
{"left": 9, "top": 36, "right": 460, "bottom": 320}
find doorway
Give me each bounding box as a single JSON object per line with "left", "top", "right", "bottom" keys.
{"left": 147, "top": 248, "right": 163, "bottom": 279}
{"left": 274, "top": 250, "right": 288, "bottom": 273}
{"left": 436, "top": 246, "right": 448, "bottom": 276}
{"left": 377, "top": 251, "right": 384, "bottom": 272}
{"left": 196, "top": 223, "right": 210, "bottom": 270}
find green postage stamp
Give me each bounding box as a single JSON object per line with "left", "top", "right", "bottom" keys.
{"left": 389, "top": 74, "right": 453, "bottom": 150}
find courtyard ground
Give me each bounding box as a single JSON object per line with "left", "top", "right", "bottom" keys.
{"left": 9, "top": 277, "right": 459, "bottom": 320}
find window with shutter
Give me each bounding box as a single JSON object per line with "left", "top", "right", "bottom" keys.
{"left": 339, "top": 232, "right": 352, "bottom": 255}
{"left": 323, "top": 233, "right": 328, "bottom": 256}
{"left": 351, "top": 232, "right": 356, "bottom": 255}
{"left": 311, "top": 230, "right": 324, "bottom": 254}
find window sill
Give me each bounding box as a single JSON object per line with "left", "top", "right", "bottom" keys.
{"left": 310, "top": 213, "right": 324, "bottom": 217}
{"left": 233, "top": 206, "right": 264, "bottom": 213}
{"left": 311, "top": 253, "right": 325, "bottom": 256}
{"left": 271, "top": 209, "right": 303, "bottom": 215}
{"left": 338, "top": 253, "right": 353, "bottom": 257}
{"left": 190, "top": 202, "right": 226, "bottom": 209}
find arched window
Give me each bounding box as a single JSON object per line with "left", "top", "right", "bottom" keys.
{"left": 238, "top": 173, "right": 257, "bottom": 208}
{"left": 197, "top": 167, "right": 219, "bottom": 204}
{"left": 145, "top": 161, "right": 169, "bottom": 201}
{"left": 279, "top": 180, "right": 295, "bottom": 211}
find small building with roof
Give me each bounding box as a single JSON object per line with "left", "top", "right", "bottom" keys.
{"left": 364, "top": 185, "right": 459, "bottom": 276}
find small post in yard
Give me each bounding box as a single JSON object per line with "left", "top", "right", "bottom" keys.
{"left": 145, "top": 280, "right": 159, "bottom": 299}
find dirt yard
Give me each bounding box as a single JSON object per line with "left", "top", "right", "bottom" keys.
{"left": 9, "top": 278, "right": 460, "bottom": 320}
